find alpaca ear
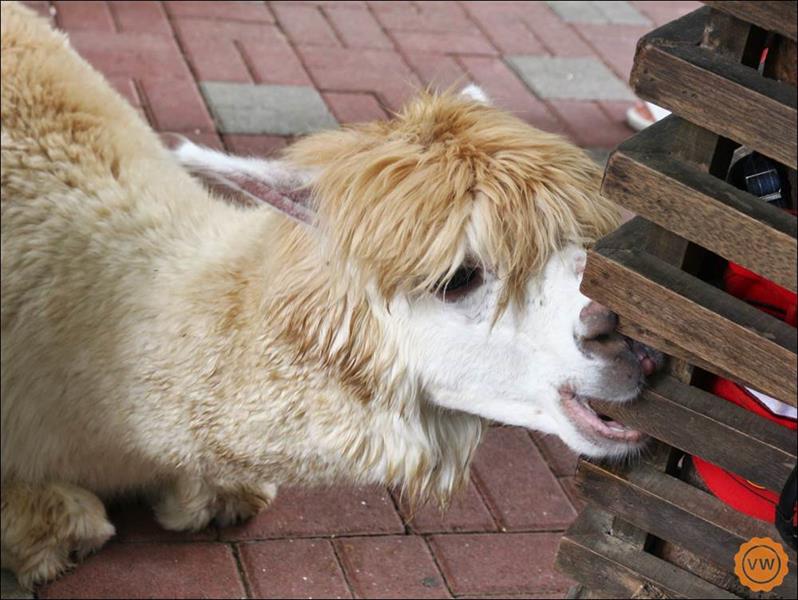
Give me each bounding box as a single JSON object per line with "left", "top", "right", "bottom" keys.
{"left": 170, "top": 136, "right": 316, "bottom": 226}
{"left": 459, "top": 84, "right": 491, "bottom": 105}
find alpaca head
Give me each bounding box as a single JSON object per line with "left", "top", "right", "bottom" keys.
{"left": 175, "top": 89, "right": 658, "bottom": 459}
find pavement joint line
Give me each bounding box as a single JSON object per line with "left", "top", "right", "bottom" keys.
{"left": 421, "top": 534, "right": 457, "bottom": 597}
{"left": 328, "top": 537, "right": 358, "bottom": 599}
{"left": 229, "top": 542, "right": 255, "bottom": 599}
{"left": 232, "top": 38, "right": 259, "bottom": 83}
{"left": 216, "top": 528, "right": 570, "bottom": 545}
{"left": 364, "top": 0, "right": 400, "bottom": 53}
{"left": 318, "top": 4, "right": 347, "bottom": 48}
{"left": 386, "top": 487, "right": 412, "bottom": 535}
{"left": 105, "top": 0, "right": 121, "bottom": 34}
{"left": 160, "top": 2, "right": 218, "bottom": 133}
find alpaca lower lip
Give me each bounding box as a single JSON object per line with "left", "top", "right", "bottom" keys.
{"left": 561, "top": 392, "right": 644, "bottom": 443}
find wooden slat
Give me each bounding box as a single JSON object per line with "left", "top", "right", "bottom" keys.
{"left": 602, "top": 117, "right": 798, "bottom": 292}
{"left": 565, "top": 584, "right": 603, "bottom": 599}
{"left": 631, "top": 7, "right": 797, "bottom": 169}
{"left": 703, "top": 1, "right": 798, "bottom": 41}
{"left": 615, "top": 318, "right": 791, "bottom": 401}
{"left": 591, "top": 374, "right": 795, "bottom": 492}
{"left": 556, "top": 508, "right": 739, "bottom": 599}
{"left": 576, "top": 461, "right": 798, "bottom": 595}
{"left": 590, "top": 11, "right": 766, "bottom": 570}
{"left": 582, "top": 218, "right": 798, "bottom": 406}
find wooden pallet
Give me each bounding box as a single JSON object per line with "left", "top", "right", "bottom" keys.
{"left": 555, "top": 2, "right": 797, "bottom": 598}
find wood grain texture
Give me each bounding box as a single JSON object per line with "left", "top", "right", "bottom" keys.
{"left": 615, "top": 318, "right": 787, "bottom": 398}
{"left": 555, "top": 508, "right": 738, "bottom": 599}
{"left": 603, "top": 117, "right": 798, "bottom": 292}
{"left": 576, "top": 461, "right": 798, "bottom": 592}
{"left": 561, "top": 7, "right": 798, "bottom": 597}
{"left": 631, "top": 8, "right": 797, "bottom": 169}
{"left": 589, "top": 374, "right": 796, "bottom": 493}
{"left": 703, "top": 1, "right": 798, "bottom": 41}
{"left": 581, "top": 219, "right": 797, "bottom": 406}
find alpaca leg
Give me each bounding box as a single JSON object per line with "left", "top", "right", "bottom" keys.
{"left": 1, "top": 481, "right": 115, "bottom": 589}
{"left": 213, "top": 481, "right": 278, "bottom": 527}
{"left": 153, "top": 477, "right": 277, "bottom": 532}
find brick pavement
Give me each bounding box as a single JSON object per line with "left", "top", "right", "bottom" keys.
{"left": 5, "top": 2, "right": 699, "bottom": 598}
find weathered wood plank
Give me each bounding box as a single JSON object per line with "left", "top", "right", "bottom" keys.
{"left": 590, "top": 374, "right": 795, "bottom": 492}
{"left": 631, "top": 8, "right": 797, "bottom": 169}
{"left": 703, "top": 1, "right": 798, "bottom": 41}
{"left": 556, "top": 508, "right": 739, "bottom": 599}
{"left": 576, "top": 461, "right": 798, "bottom": 594}
{"left": 603, "top": 118, "right": 798, "bottom": 292}
{"left": 614, "top": 318, "right": 787, "bottom": 399}
{"left": 664, "top": 456, "right": 797, "bottom": 598}
{"left": 582, "top": 218, "right": 798, "bottom": 406}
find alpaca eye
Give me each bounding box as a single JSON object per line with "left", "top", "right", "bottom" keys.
{"left": 435, "top": 265, "right": 483, "bottom": 301}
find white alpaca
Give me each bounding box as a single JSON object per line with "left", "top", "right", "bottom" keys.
{"left": 1, "top": 2, "right": 655, "bottom": 588}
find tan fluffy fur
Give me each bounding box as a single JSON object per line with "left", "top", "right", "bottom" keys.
{"left": 287, "top": 94, "right": 620, "bottom": 314}
{"left": 1, "top": 2, "right": 619, "bottom": 587}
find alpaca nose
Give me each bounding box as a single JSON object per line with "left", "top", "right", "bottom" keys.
{"left": 578, "top": 301, "right": 618, "bottom": 340}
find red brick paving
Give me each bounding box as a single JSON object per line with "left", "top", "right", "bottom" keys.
{"left": 218, "top": 486, "right": 405, "bottom": 541}
{"left": 557, "top": 476, "right": 588, "bottom": 513}
{"left": 334, "top": 536, "right": 450, "bottom": 599}
{"left": 108, "top": 501, "right": 218, "bottom": 543}
{"left": 457, "top": 55, "right": 567, "bottom": 135}
{"left": 223, "top": 134, "right": 290, "bottom": 156}
{"left": 630, "top": 0, "right": 701, "bottom": 27}
{"left": 323, "top": 91, "right": 389, "bottom": 123}
{"left": 531, "top": 432, "right": 580, "bottom": 478}
{"left": 172, "top": 19, "right": 312, "bottom": 86}
{"left": 403, "top": 51, "right": 468, "bottom": 90}
{"left": 549, "top": 99, "right": 634, "bottom": 148}
{"left": 472, "top": 428, "right": 577, "bottom": 532}
{"left": 272, "top": 2, "right": 342, "bottom": 47}
{"left": 53, "top": 0, "right": 115, "bottom": 31}
{"left": 325, "top": 5, "right": 394, "bottom": 49}
{"left": 239, "top": 539, "right": 351, "bottom": 599}
{"left": 296, "top": 45, "right": 421, "bottom": 112}
{"left": 17, "top": 1, "right": 698, "bottom": 597}
{"left": 428, "top": 532, "right": 575, "bottom": 597}
{"left": 163, "top": 0, "right": 274, "bottom": 22}
{"left": 110, "top": 1, "right": 173, "bottom": 35}
{"left": 572, "top": 23, "right": 652, "bottom": 80}
{"left": 34, "top": 0, "right": 699, "bottom": 142}
{"left": 394, "top": 480, "right": 498, "bottom": 535}
{"left": 38, "top": 543, "right": 245, "bottom": 599}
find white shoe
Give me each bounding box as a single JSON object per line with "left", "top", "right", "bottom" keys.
{"left": 626, "top": 101, "right": 671, "bottom": 131}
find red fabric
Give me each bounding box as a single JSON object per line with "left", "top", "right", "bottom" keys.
{"left": 693, "top": 244, "right": 797, "bottom": 523}
{"left": 724, "top": 262, "right": 797, "bottom": 326}
{"left": 693, "top": 458, "right": 783, "bottom": 522}
{"left": 710, "top": 378, "right": 797, "bottom": 430}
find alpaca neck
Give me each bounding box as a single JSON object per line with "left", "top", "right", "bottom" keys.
{"left": 217, "top": 213, "right": 486, "bottom": 503}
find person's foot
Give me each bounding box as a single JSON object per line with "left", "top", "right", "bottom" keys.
{"left": 626, "top": 101, "right": 671, "bottom": 131}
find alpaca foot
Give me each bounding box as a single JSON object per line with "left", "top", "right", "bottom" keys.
{"left": 154, "top": 478, "right": 277, "bottom": 531}
{"left": 1, "top": 481, "right": 115, "bottom": 589}
{"left": 214, "top": 482, "right": 278, "bottom": 527}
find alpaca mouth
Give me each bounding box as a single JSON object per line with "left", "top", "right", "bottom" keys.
{"left": 561, "top": 392, "right": 644, "bottom": 444}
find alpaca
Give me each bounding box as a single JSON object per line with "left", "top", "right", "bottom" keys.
{"left": 1, "top": 2, "right": 655, "bottom": 588}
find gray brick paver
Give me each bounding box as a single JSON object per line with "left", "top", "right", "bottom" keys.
{"left": 506, "top": 56, "right": 636, "bottom": 101}
{"left": 546, "top": 1, "right": 650, "bottom": 25}
{"left": 200, "top": 82, "right": 338, "bottom": 135}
